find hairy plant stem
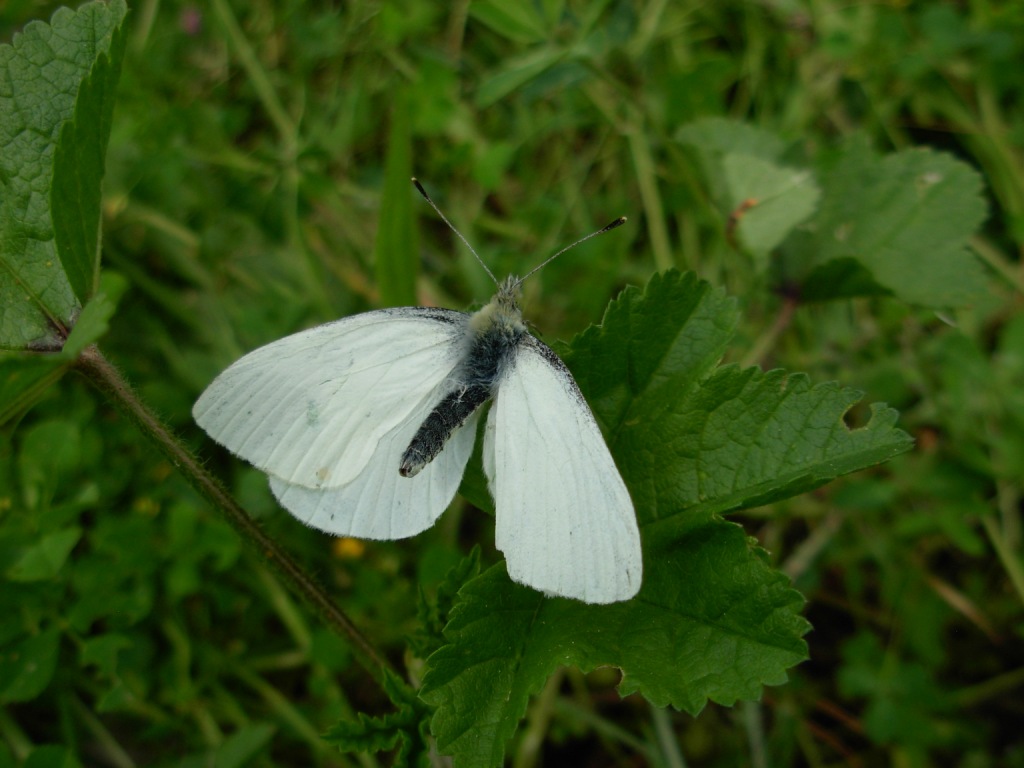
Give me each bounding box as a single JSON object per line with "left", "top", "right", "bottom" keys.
{"left": 74, "top": 345, "right": 398, "bottom": 690}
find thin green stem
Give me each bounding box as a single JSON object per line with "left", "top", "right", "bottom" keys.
{"left": 553, "top": 698, "right": 652, "bottom": 756}
{"left": 0, "top": 707, "right": 33, "bottom": 761}
{"left": 69, "top": 695, "right": 136, "bottom": 768}
{"left": 953, "top": 665, "right": 1024, "bottom": 708}
{"left": 981, "top": 515, "right": 1024, "bottom": 606}
{"left": 73, "top": 346, "right": 398, "bottom": 691}
{"left": 627, "top": 122, "right": 674, "bottom": 272}
{"left": 514, "top": 669, "right": 564, "bottom": 768}
{"left": 650, "top": 705, "right": 686, "bottom": 768}
{"left": 209, "top": 0, "right": 296, "bottom": 147}
{"left": 230, "top": 662, "right": 340, "bottom": 759}
{"left": 742, "top": 700, "right": 768, "bottom": 768}
{"left": 740, "top": 296, "right": 798, "bottom": 369}
{"left": 970, "top": 235, "right": 1024, "bottom": 295}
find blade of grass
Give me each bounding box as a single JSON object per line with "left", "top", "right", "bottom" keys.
{"left": 981, "top": 515, "right": 1024, "bottom": 606}
{"left": 651, "top": 705, "right": 687, "bottom": 768}
{"left": 627, "top": 122, "right": 674, "bottom": 272}
{"left": 374, "top": 93, "right": 418, "bottom": 307}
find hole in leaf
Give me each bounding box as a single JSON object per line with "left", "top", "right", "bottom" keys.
{"left": 841, "top": 401, "right": 871, "bottom": 430}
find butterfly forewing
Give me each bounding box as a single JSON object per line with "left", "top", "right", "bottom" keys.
{"left": 193, "top": 308, "right": 468, "bottom": 490}
{"left": 484, "top": 337, "right": 642, "bottom": 603}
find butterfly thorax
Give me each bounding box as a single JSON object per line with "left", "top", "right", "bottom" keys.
{"left": 468, "top": 275, "right": 526, "bottom": 336}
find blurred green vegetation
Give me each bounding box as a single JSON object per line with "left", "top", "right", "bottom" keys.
{"left": 2, "top": 0, "right": 1023, "bottom": 766}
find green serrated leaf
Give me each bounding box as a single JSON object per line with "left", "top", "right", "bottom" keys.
{"left": 422, "top": 270, "right": 911, "bottom": 767}
{"left": 634, "top": 368, "right": 912, "bottom": 531}
{"left": 566, "top": 271, "right": 738, "bottom": 436}
{"left": 795, "top": 139, "right": 988, "bottom": 306}
{"left": 434, "top": 547, "right": 482, "bottom": 624}
{"left": 567, "top": 271, "right": 912, "bottom": 524}
{"left": 413, "top": 547, "right": 483, "bottom": 658}
{"left": 324, "top": 712, "right": 405, "bottom": 755}
{"left": 375, "top": 90, "right": 417, "bottom": 307}
{"left": 0, "top": 0, "right": 127, "bottom": 349}
{"left": 675, "top": 121, "right": 823, "bottom": 263}
{"left": 421, "top": 520, "right": 808, "bottom": 767}
{"left": 0, "top": 628, "right": 60, "bottom": 703}
{"left": 6, "top": 527, "right": 82, "bottom": 582}
{"left": 325, "top": 669, "right": 430, "bottom": 763}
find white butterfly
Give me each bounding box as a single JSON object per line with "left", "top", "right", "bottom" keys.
{"left": 193, "top": 182, "right": 642, "bottom": 603}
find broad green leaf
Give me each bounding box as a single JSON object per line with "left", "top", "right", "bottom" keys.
{"left": 721, "top": 154, "right": 821, "bottom": 262}
{"left": 374, "top": 90, "right": 417, "bottom": 307}
{"left": 567, "top": 271, "right": 737, "bottom": 437}
{"left": 0, "top": 628, "right": 60, "bottom": 703}
{"left": 6, "top": 527, "right": 82, "bottom": 582}
{"left": 678, "top": 120, "right": 987, "bottom": 305}
{"left": 677, "top": 120, "right": 819, "bottom": 264}
{"left": 676, "top": 118, "right": 788, "bottom": 162}
{"left": 50, "top": 6, "right": 126, "bottom": 305}
{"left": 628, "top": 368, "right": 910, "bottom": 530}
{"left": 569, "top": 272, "right": 911, "bottom": 524}
{"left": 422, "top": 271, "right": 912, "bottom": 767}
{"left": 794, "top": 139, "right": 988, "bottom": 306}
{"left": 0, "top": 0, "right": 126, "bottom": 349}
{"left": 676, "top": 118, "right": 789, "bottom": 209}
{"left": 607, "top": 274, "right": 911, "bottom": 509}
{"left": 422, "top": 521, "right": 807, "bottom": 767}
{"left": 95, "top": 681, "right": 136, "bottom": 714}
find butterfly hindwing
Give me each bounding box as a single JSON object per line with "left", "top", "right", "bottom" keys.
{"left": 269, "top": 409, "right": 480, "bottom": 539}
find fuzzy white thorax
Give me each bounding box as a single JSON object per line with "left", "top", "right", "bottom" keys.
{"left": 468, "top": 276, "right": 527, "bottom": 337}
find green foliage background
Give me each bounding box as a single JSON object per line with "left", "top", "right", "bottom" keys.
{"left": 2, "top": 0, "right": 1023, "bottom": 766}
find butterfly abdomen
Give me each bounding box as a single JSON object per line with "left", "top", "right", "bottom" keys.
{"left": 399, "top": 282, "right": 527, "bottom": 478}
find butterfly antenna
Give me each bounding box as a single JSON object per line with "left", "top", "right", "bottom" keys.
{"left": 412, "top": 178, "right": 499, "bottom": 287}
{"left": 515, "top": 216, "right": 627, "bottom": 288}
